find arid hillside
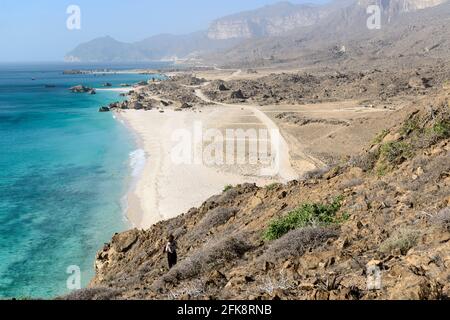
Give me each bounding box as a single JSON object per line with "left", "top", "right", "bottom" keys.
{"left": 64, "top": 88, "right": 450, "bottom": 300}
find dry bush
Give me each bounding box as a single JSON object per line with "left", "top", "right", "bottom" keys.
{"left": 348, "top": 150, "right": 379, "bottom": 172}
{"left": 431, "top": 208, "right": 450, "bottom": 231}
{"left": 379, "top": 228, "right": 420, "bottom": 255}
{"left": 340, "top": 178, "right": 364, "bottom": 190}
{"left": 60, "top": 287, "right": 123, "bottom": 300}
{"left": 155, "top": 234, "right": 252, "bottom": 288}
{"left": 401, "top": 153, "right": 450, "bottom": 191}
{"left": 167, "top": 280, "right": 205, "bottom": 300}
{"left": 190, "top": 207, "right": 239, "bottom": 239}
{"left": 418, "top": 280, "right": 447, "bottom": 300}
{"left": 261, "top": 227, "right": 339, "bottom": 263}
{"left": 302, "top": 166, "right": 331, "bottom": 180}
{"left": 258, "top": 271, "right": 294, "bottom": 295}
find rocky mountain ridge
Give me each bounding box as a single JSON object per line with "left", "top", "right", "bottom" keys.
{"left": 207, "top": 2, "right": 331, "bottom": 40}
{"left": 65, "top": 0, "right": 449, "bottom": 63}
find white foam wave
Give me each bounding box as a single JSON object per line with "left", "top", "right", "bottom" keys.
{"left": 129, "top": 149, "right": 146, "bottom": 177}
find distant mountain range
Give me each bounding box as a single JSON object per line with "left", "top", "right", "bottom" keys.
{"left": 65, "top": 33, "right": 239, "bottom": 63}
{"left": 65, "top": 0, "right": 449, "bottom": 64}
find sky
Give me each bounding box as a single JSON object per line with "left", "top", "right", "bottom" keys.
{"left": 0, "top": 0, "right": 327, "bottom": 62}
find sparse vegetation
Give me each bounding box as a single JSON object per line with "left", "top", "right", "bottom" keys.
{"left": 349, "top": 150, "right": 379, "bottom": 172}
{"left": 431, "top": 120, "right": 450, "bottom": 138}
{"left": 419, "top": 280, "right": 448, "bottom": 301}
{"left": 263, "top": 196, "right": 346, "bottom": 241}
{"left": 189, "top": 208, "right": 238, "bottom": 239}
{"left": 167, "top": 280, "right": 205, "bottom": 300}
{"left": 60, "top": 288, "right": 123, "bottom": 301}
{"left": 379, "top": 228, "right": 421, "bottom": 255}
{"left": 258, "top": 271, "right": 294, "bottom": 295}
{"left": 431, "top": 208, "right": 450, "bottom": 231}
{"left": 157, "top": 234, "right": 252, "bottom": 287}
{"left": 340, "top": 178, "right": 363, "bottom": 190}
{"left": 380, "top": 141, "right": 412, "bottom": 164}
{"left": 302, "top": 166, "right": 331, "bottom": 180}
{"left": 418, "top": 280, "right": 447, "bottom": 300}
{"left": 265, "top": 183, "right": 281, "bottom": 191}
{"left": 223, "top": 185, "right": 233, "bottom": 192}
{"left": 375, "top": 162, "right": 389, "bottom": 177}
{"left": 373, "top": 129, "right": 390, "bottom": 144}
{"left": 401, "top": 117, "right": 420, "bottom": 136}
{"left": 262, "top": 227, "right": 339, "bottom": 261}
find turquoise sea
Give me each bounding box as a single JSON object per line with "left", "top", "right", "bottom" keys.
{"left": 0, "top": 62, "right": 166, "bottom": 299}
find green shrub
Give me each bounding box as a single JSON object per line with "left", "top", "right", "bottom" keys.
{"left": 375, "top": 162, "right": 389, "bottom": 177}
{"left": 223, "top": 185, "right": 233, "bottom": 192}
{"left": 264, "top": 196, "right": 346, "bottom": 241}
{"left": 372, "top": 129, "right": 389, "bottom": 145}
{"left": 265, "top": 183, "right": 281, "bottom": 191}
{"left": 401, "top": 118, "right": 420, "bottom": 136}
{"left": 380, "top": 141, "right": 412, "bottom": 164}
{"left": 431, "top": 121, "right": 450, "bottom": 138}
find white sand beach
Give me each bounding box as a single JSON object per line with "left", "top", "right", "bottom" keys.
{"left": 95, "top": 87, "right": 135, "bottom": 93}
{"left": 118, "top": 106, "right": 298, "bottom": 229}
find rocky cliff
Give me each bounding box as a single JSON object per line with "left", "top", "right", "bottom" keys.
{"left": 207, "top": 2, "right": 330, "bottom": 40}
{"left": 207, "top": 0, "right": 448, "bottom": 40}
{"left": 65, "top": 0, "right": 449, "bottom": 63}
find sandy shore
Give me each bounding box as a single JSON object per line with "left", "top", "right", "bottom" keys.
{"left": 96, "top": 88, "right": 132, "bottom": 93}
{"left": 118, "top": 107, "right": 288, "bottom": 229}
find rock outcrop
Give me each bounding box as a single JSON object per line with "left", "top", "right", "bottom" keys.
{"left": 69, "top": 85, "right": 93, "bottom": 93}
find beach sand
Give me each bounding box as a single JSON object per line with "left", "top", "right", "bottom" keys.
{"left": 118, "top": 107, "right": 290, "bottom": 229}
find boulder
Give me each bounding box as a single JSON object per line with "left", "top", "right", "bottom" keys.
{"left": 130, "top": 102, "right": 143, "bottom": 110}
{"left": 109, "top": 102, "right": 120, "bottom": 109}
{"left": 218, "top": 83, "right": 229, "bottom": 91}
{"left": 231, "top": 89, "right": 245, "bottom": 99}
{"left": 69, "top": 85, "right": 92, "bottom": 93}
{"left": 111, "top": 229, "right": 140, "bottom": 253}
{"left": 99, "top": 106, "right": 110, "bottom": 112}
{"left": 103, "top": 83, "right": 112, "bottom": 87}
{"left": 89, "top": 89, "right": 97, "bottom": 95}
{"left": 408, "top": 77, "right": 430, "bottom": 89}
{"left": 180, "top": 102, "right": 193, "bottom": 109}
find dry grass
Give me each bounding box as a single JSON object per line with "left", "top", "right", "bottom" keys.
{"left": 155, "top": 233, "right": 252, "bottom": 289}
{"left": 190, "top": 207, "right": 239, "bottom": 239}
{"left": 60, "top": 287, "right": 123, "bottom": 300}
{"left": 431, "top": 208, "right": 450, "bottom": 231}
{"left": 349, "top": 150, "right": 380, "bottom": 172}
{"left": 379, "top": 227, "right": 421, "bottom": 255}
{"left": 261, "top": 227, "right": 339, "bottom": 263}
{"left": 258, "top": 271, "right": 294, "bottom": 295}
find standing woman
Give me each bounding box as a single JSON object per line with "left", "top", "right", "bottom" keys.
{"left": 164, "top": 234, "right": 177, "bottom": 269}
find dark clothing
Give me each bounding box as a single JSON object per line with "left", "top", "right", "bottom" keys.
{"left": 167, "top": 252, "right": 178, "bottom": 269}
{"left": 164, "top": 240, "right": 178, "bottom": 269}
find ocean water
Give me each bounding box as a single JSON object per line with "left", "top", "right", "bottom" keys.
{"left": 0, "top": 63, "right": 165, "bottom": 299}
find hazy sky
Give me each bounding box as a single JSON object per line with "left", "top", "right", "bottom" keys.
{"left": 0, "top": 0, "right": 327, "bottom": 62}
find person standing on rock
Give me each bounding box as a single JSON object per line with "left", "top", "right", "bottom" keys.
{"left": 164, "top": 235, "right": 177, "bottom": 269}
